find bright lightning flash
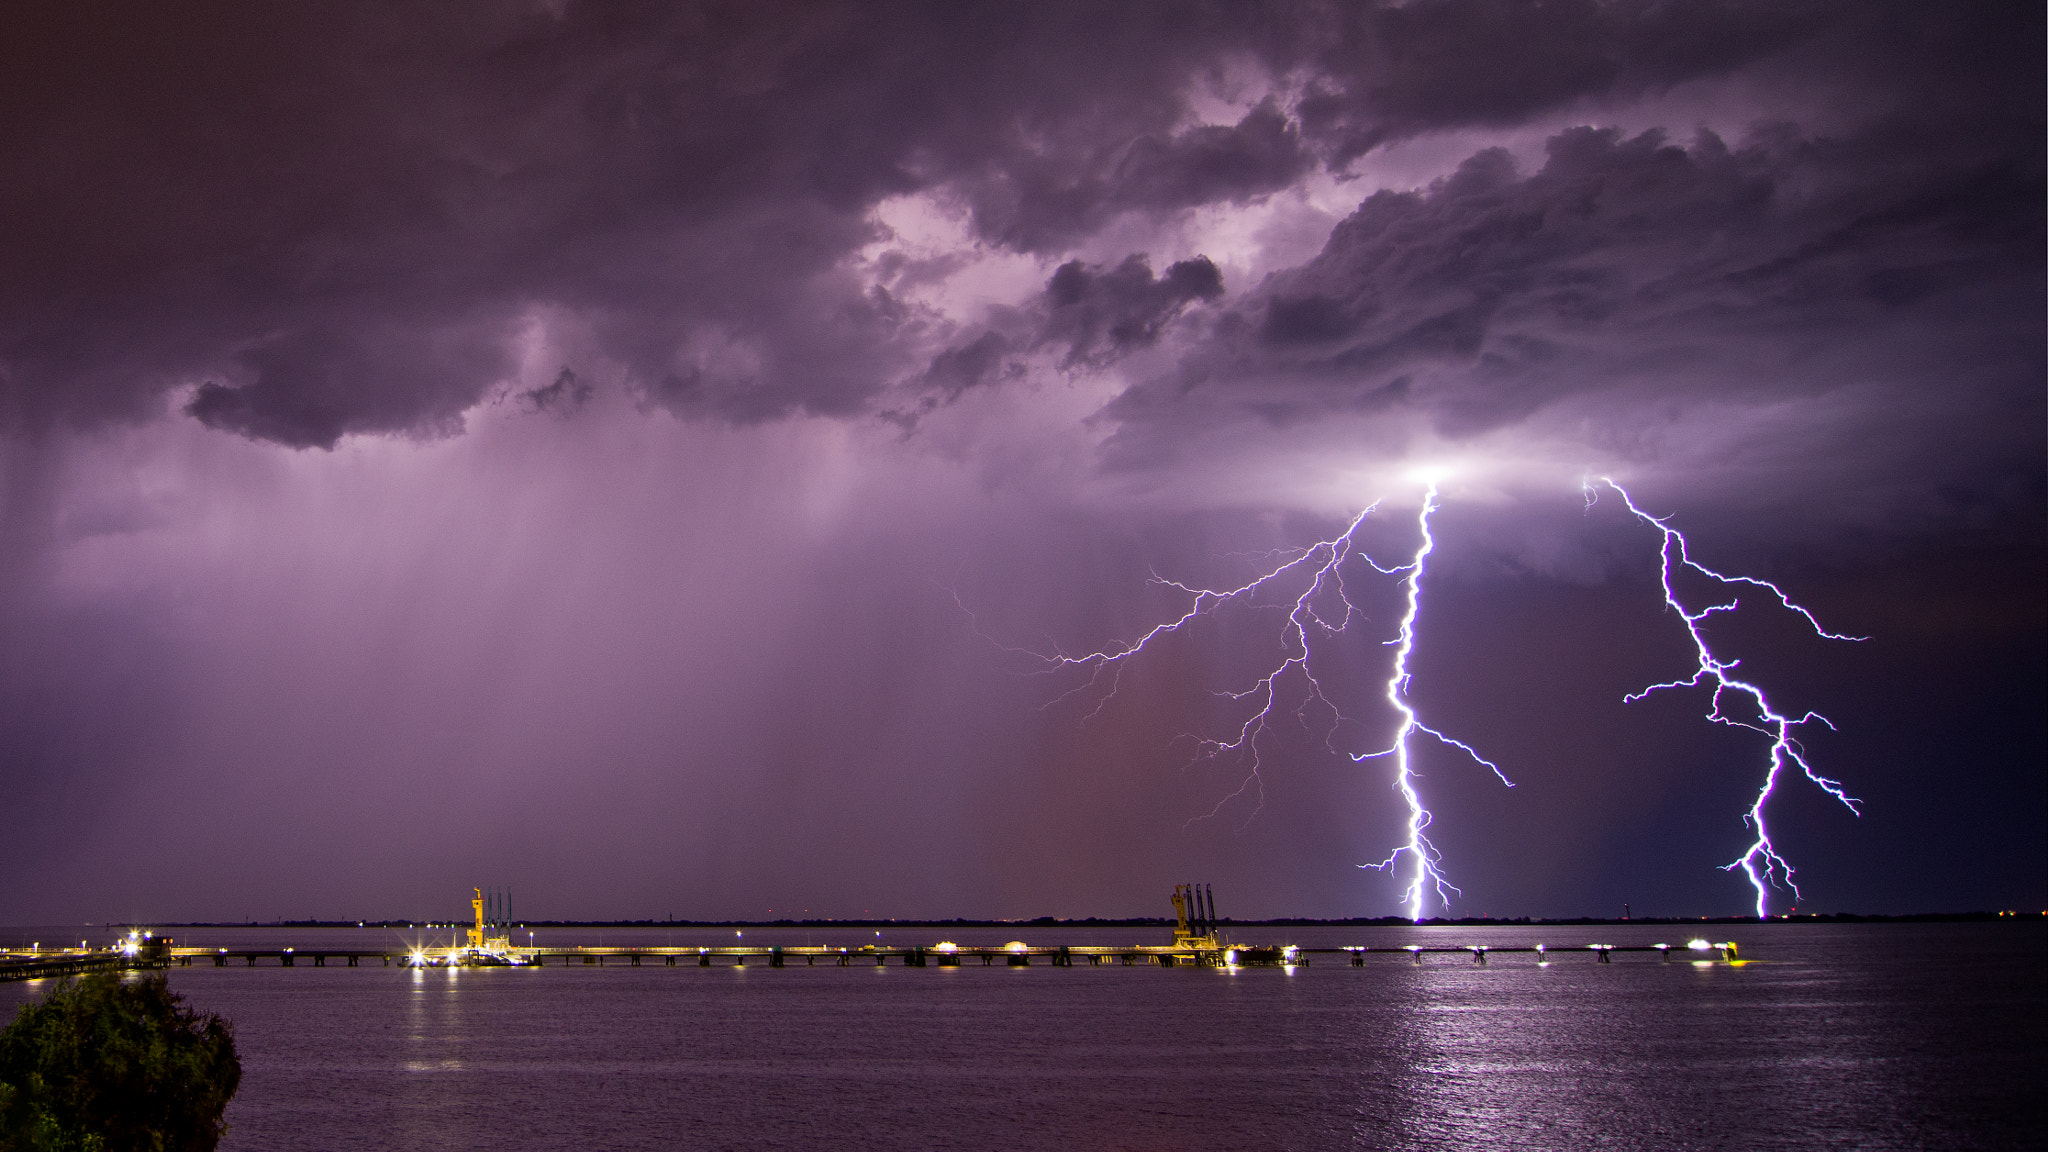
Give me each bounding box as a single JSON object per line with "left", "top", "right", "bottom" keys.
{"left": 1010, "top": 481, "right": 1506, "bottom": 921}
{"left": 1354, "top": 481, "right": 1512, "bottom": 921}
{"left": 1599, "top": 478, "right": 1864, "bottom": 917}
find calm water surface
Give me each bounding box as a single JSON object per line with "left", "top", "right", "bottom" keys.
{"left": 4, "top": 923, "right": 2041, "bottom": 1150}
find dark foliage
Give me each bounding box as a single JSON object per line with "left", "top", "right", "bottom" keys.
{"left": 0, "top": 974, "right": 239, "bottom": 1152}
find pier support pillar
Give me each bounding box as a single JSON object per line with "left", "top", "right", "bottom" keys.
{"left": 631, "top": 954, "right": 641, "bottom": 966}
{"left": 699, "top": 954, "right": 711, "bottom": 967}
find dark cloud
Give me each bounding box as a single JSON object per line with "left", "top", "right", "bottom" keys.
{"left": 1107, "top": 105, "right": 2044, "bottom": 521}
{"left": 518, "top": 367, "right": 594, "bottom": 416}
{"left": 0, "top": 0, "right": 1861, "bottom": 449}
{"left": 959, "top": 100, "right": 1315, "bottom": 252}
{"left": 1294, "top": 0, "right": 1836, "bottom": 163}
{"left": 186, "top": 323, "right": 513, "bottom": 449}
{"left": 921, "top": 332, "right": 1016, "bottom": 401}
{"left": 1041, "top": 255, "right": 1225, "bottom": 370}
{"left": 884, "top": 253, "right": 1219, "bottom": 428}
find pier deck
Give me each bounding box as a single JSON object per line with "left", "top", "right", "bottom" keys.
{"left": 0, "top": 952, "right": 166, "bottom": 982}
{"left": 131, "top": 940, "right": 1738, "bottom": 970}
{"left": 5, "top": 939, "right": 1740, "bottom": 982}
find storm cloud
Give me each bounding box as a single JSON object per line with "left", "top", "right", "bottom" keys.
{"left": 0, "top": 1, "right": 2039, "bottom": 924}
{"left": 1112, "top": 120, "right": 2041, "bottom": 446}
{"left": 2, "top": 0, "right": 1872, "bottom": 450}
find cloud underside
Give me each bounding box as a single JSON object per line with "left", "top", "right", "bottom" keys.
{"left": 0, "top": 0, "right": 2036, "bottom": 504}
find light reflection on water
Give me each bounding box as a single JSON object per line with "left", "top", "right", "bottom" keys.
{"left": 2, "top": 923, "right": 2040, "bottom": 1149}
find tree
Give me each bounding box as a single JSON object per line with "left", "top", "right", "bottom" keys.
{"left": 0, "top": 973, "right": 239, "bottom": 1152}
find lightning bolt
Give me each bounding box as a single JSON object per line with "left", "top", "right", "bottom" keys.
{"left": 992, "top": 481, "right": 1506, "bottom": 920}
{"left": 1353, "top": 481, "right": 1512, "bottom": 921}
{"left": 1026, "top": 504, "right": 1384, "bottom": 818}
{"left": 1598, "top": 478, "right": 1864, "bottom": 917}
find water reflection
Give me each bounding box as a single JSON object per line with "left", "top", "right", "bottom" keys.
{"left": 4, "top": 923, "right": 2028, "bottom": 1150}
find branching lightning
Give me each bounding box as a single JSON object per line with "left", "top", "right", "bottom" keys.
{"left": 1026, "top": 504, "right": 1383, "bottom": 818}
{"left": 986, "top": 481, "right": 1506, "bottom": 920}
{"left": 1354, "top": 481, "right": 1512, "bottom": 921}
{"left": 1597, "top": 478, "right": 1865, "bottom": 917}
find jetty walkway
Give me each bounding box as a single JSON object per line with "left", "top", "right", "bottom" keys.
{"left": 0, "top": 950, "right": 165, "bottom": 983}
{"left": 134, "top": 940, "right": 1739, "bottom": 970}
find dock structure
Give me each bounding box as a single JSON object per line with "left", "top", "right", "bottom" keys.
{"left": 147, "top": 938, "right": 1739, "bottom": 969}
{"left": 1, "top": 931, "right": 173, "bottom": 983}
{"left": 11, "top": 891, "right": 1742, "bottom": 980}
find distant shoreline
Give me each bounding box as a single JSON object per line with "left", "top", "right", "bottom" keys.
{"left": 120, "top": 911, "right": 2034, "bottom": 930}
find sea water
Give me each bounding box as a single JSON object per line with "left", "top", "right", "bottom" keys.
{"left": 3, "top": 922, "right": 2041, "bottom": 1150}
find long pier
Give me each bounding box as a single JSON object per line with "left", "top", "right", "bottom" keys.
{"left": 136, "top": 940, "right": 1739, "bottom": 970}
{"left": 0, "top": 952, "right": 167, "bottom": 983}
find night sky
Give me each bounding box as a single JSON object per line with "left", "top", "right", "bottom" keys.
{"left": 2, "top": 1, "right": 2040, "bottom": 925}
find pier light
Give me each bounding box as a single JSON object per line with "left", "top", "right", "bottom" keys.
{"left": 934, "top": 942, "right": 958, "bottom": 953}
{"left": 1405, "top": 945, "right": 1421, "bottom": 953}
{"left": 1687, "top": 938, "right": 1712, "bottom": 951}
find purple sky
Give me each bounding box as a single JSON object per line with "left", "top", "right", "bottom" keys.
{"left": 2, "top": 1, "right": 2040, "bottom": 924}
